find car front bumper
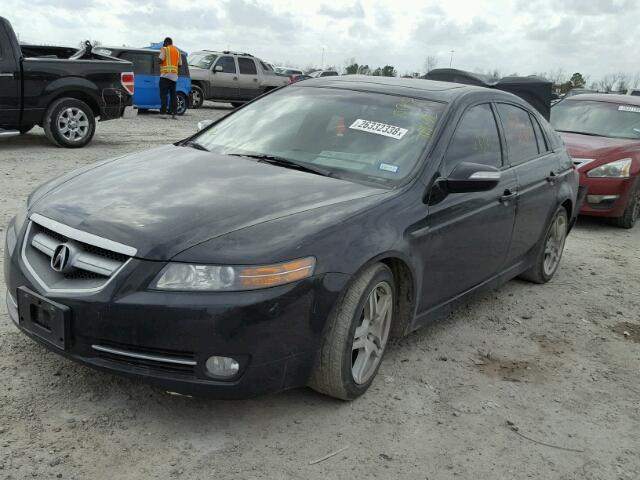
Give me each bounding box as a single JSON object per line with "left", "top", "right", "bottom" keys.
{"left": 579, "top": 175, "right": 638, "bottom": 217}
{"left": 4, "top": 223, "right": 349, "bottom": 398}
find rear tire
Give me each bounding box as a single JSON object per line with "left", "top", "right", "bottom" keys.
{"left": 43, "top": 97, "right": 95, "bottom": 148}
{"left": 176, "top": 92, "right": 188, "bottom": 115}
{"left": 309, "top": 263, "right": 394, "bottom": 400}
{"left": 520, "top": 206, "right": 568, "bottom": 284}
{"left": 191, "top": 85, "right": 204, "bottom": 109}
{"left": 611, "top": 182, "right": 639, "bottom": 229}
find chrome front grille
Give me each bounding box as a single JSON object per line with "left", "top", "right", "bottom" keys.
{"left": 21, "top": 214, "right": 136, "bottom": 293}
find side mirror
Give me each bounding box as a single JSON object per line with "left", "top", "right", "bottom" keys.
{"left": 213, "top": 65, "right": 223, "bottom": 73}
{"left": 443, "top": 162, "right": 501, "bottom": 194}
{"left": 197, "top": 119, "right": 214, "bottom": 131}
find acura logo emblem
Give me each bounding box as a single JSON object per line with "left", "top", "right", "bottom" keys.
{"left": 51, "top": 244, "right": 71, "bottom": 272}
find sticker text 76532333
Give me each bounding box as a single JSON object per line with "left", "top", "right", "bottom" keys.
{"left": 349, "top": 119, "right": 408, "bottom": 140}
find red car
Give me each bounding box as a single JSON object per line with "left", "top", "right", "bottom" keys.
{"left": 551, "top": 94, "right": 640, "bottom": 228}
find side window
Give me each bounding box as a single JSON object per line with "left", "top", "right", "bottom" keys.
{"left": 178, "top": 54, "right": 189, "bottom": 76}
{"left": 260, "top": 61, "right": 272, "bottom": 72}
{"left": 215, "top": 56, "right": 236, "bottom": 74}
{"left": 496, "top": 104, "right": 539, "bottom": 165}
{"left": 119, "top": 52, "right": 154, "bottom": 75}
{"left": 442, "top": 104, "right": 502, "bottom": 175}
{"left": 238, "top": 57, "right": 257, "bottom": 75}
{"left": 530, "top": 114, "right": 549, "bottom": 153}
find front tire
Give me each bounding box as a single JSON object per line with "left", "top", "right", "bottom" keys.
{"left": 176, "top": 92, "right": 188, "bottom": 115}
{"left": 43, "top": 98, "right": 95, "bottom": 148}
{"left": 309, "top": 263, "right": 394, "bottom": 400}
{"left": 520, "top": 206, "right": 568, "bottom": 284}
{"left": 611, "top": 182, "right": 639, "bottom": 229}
{"left": 191, "top": 85, "right": 204, "bottom": 109}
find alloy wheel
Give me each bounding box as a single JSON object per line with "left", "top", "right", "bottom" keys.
{"left": 57, "top": 107, "right": 89, "bottom": 142}
{"left": 543, "top": 213, "right": 567, "bottom": 276}
{"left": 351, "top": 281, "right": 393, "bottom": 385}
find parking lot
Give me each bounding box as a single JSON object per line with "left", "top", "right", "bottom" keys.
{"left": 1, "top": 103, "right": 639, "bottom": 479}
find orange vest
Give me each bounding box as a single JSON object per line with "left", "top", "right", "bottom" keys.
{"left": 160, "top": 45, "right": 180, "bottom": 74}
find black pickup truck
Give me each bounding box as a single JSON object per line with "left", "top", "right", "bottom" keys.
{"left": 0, "top": 16, "right": 134, "bottom": 148}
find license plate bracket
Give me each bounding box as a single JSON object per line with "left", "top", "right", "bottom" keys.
{"left": 17, "top": 287, "right": 70, "bottom": 350}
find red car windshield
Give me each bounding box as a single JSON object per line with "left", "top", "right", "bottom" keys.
{"left": 551, "top": 100, "right": 640, "bottom": 140}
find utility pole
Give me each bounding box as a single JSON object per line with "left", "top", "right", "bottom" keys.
{"left": 449, "top": 50, "right": 455, "bottom": 68}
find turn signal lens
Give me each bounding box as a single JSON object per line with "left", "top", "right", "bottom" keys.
{"left": 238, "top": 257, "right": 316, "bottom": 288}
{"left": 152, "top": 257, "right": 315, "bottom": 291}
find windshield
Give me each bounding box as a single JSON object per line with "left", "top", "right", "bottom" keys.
{"left": 193, "top": 87, "right": 446, "bottom": 185}
{"left": 551, "top": 100, "right": 640, "bottom": 139}
{"left": 188, "top": 53, "right": 218, "bottom": 69}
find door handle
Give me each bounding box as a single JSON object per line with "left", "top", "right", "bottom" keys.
{"left": 253, "top": 78, "right": 258, "bottom": 82}
{"left": 233, "top": 76, "right": 238, "bottom": 80}
{"left": 500, "top": 189, "right": 517, "bottom": 203}
{"left": 546, "top": 171, "right": 559, "bottom": 183}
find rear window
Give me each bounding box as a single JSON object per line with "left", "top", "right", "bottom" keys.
{"left": 238, "top": 58, "right": 257, "bottom": 75}
{"left": 119, "top": 52, "right": 154, "bottom": 75}
{"left": 179, "top": 54, "right": 189, "bottom": 76}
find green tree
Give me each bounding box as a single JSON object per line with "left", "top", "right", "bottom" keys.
{"left": 381, "top": 65, "right": 397, "bottom": 77}
{"left": 570, "top": 72, "right": 586, "bottom": 88}
{"left": 357, "top": 64, "right": 371, "bottom": 75}
{"left": 345, "top": 63, "right": 359, "bottom": 75}
{"left": 372, "top": 67, "right": 383, "bottom": 76}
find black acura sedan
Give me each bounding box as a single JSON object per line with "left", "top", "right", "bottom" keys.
{"left": 4, "top": 76, "right": 580, "bottom": 400}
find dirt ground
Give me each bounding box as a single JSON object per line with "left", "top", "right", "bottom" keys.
{"left": 1, "top": 103, "right": 639, "bottom": 480}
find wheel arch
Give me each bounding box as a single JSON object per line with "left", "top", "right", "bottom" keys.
{"left": 42, "top": 90, "right": 101, "bottom": 124}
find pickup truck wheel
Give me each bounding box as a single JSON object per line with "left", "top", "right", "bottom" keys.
{"left": 611, "top": 182, "right": 639, "bottom": 229}
{"left": 309, "top": 263, "right": 394, "bottom": 400}
{"left": 191, "top": 86, "right": 204, "bottom": 109}
{"left": 19, "top": 125, "right": 35, "bottom": 135}
{"left": 43, "top": 98, "right": 95, "bottom": 148}
{"left": 519, "top": 206, "right": 568, "bottom": 284}
{"left": 175, "top": 92, "right": 188, "bottom": 115}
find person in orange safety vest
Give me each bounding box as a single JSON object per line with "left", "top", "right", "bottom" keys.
{"left": 158, "top": 37, "right": 182, "bottom": 119}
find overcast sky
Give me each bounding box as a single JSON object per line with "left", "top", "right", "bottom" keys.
{"left": 3, "top": 0, "right": 638, "bottom": 80}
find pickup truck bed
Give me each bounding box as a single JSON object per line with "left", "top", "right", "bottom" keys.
{"left": 0, "top": 17, "right": 134, "bottom": 148}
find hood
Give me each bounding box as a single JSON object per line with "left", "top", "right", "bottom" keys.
{"left": 31, "top": 145, "right": 386, "bottom": 260}
{"left": 188, "top": 66, "right": 209, "bottom": 80}
{"left": 559, "top": 132, "right": 640, "bottom": 169}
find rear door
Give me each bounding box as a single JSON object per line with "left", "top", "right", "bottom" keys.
{"left": 210, "top": 55, "right": 238, "bottom": 100}
{"left": 237, "top": 57, "right": 261, "bottom": 100}
{"left": 417, "top": 103, "right": 518, "bottom": 312}
{"left": 0, "top": 21, "right": 20, "bottom": 125}
{"left": 496, "top": 103, "right": 562, "bottom": 265}
{"left": 119, "top": 51, "right": 156, "bottom": 108}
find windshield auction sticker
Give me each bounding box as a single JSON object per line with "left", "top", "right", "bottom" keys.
{"left": 619, "top": 105, "right": 640, "bottom": 113}
{"left": 349, "top": 119, "right": 408, "bottom": 139}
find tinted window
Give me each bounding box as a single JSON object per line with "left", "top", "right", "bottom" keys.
{"left": 178, "top": 54, "right": 189, "bottom": 76}
{"left": 530, "top": 114, "right": 548, "bottom": 153}
{"left": 119, "top": 52, "right": 154, "bottom": 75}
{"left": 238, "top": 57, "right": 257, "bottom": 75}
{"left": 497, "top": 104, "right": 539, "bottom": 165}
{"left": 215, "top": 56, "right": 236, "bottom": 74}
{"left": 442, "top": 104, "right": 502, "bottom": 175}
{"left": 320, "top": 71, "right": 339, "bottom": 77}
{"left": 631, "top": 90, "right": 640, "bottom": 97}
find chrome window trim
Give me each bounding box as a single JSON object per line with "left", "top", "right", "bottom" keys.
{"left": 21, "top": 221, "right": 132, "bottom": 295}
{"left": 91, "top": 344, "right": 197, "bottom": 366}
{"left": 29, "top": 213, "right": 137, "bottom": 257}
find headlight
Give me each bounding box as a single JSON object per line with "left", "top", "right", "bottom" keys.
{"left": 13, "top": 202, "right": 29, "bottom": 233}
{"left": 586, "top": 158, "right": 632, "bottom": 178}
{"left": 152, "top": 257, "right": 316, "bottom": 291}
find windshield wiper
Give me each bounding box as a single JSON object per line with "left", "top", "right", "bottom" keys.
{"left": 555, "top": 130, "right": 603, "bottom": 137}
{"left": 182, "top": 140, "right": 209, "bottom": 152}
{"left": 228, "top": 153, "right": 333, "bottom": 177}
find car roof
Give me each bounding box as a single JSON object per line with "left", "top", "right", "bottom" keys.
{"left": 294, "top": 75, "right": 516, "bottom": 103}
{"left": 565, "top": 93, "right": 640, "bottom": 106}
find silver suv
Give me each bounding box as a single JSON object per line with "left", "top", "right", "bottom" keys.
{"left": 188, "top": 50, "right": 288, "bottom": 108}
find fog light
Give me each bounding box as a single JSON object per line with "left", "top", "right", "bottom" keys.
{"left": 205, "top": 356, "right": 239, "bottom": 378}
{"left": 587, "top": 194, "right": 619, "bottom": 204}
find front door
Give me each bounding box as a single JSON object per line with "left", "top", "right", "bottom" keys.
{"left": 495, "top": 103, "right": 563, "bottom": 266}
{"left": 237, "top": 57, "right": 261, "bottom": 101}
{"left": 210, "top": 56, "right": 238, "bottom": 100}
{"left": 119, "top": 51, "right": 157, "bottom": 109}
{"left": 415, "top": 103, "right": 518, "bottom": 314}
{"left": 0, "top": 23, "right": 20, "bottom": 126}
